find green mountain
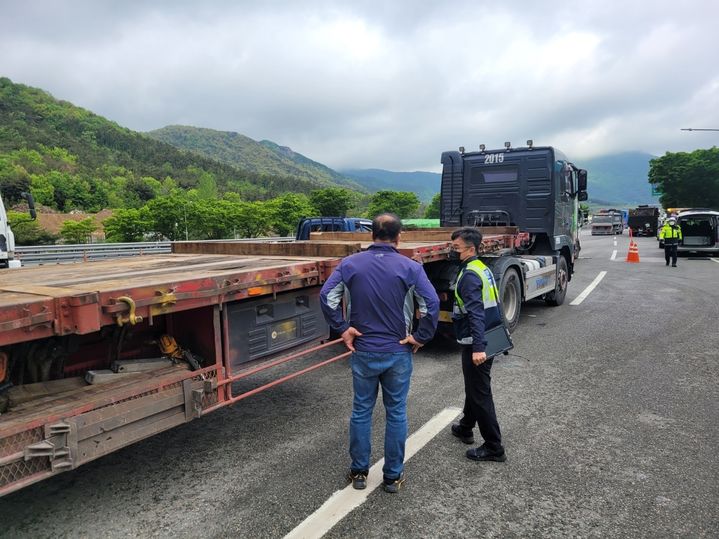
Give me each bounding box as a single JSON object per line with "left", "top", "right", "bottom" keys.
{"left": 575, "top": 152, "right": 658, "bottom": 206}
{"left": 340, "top": 169, "right": 440, "bottom": 203}
{"left": 0, "top": 77, "right": 335, "bottom": 209}
{"left": 146, "top": 125, "right": 362, "bottom": 190}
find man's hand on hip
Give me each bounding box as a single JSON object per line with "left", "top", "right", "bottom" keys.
{"left": 341, "top": 327, "right": 363, "bottom": 352}
{"left": 399, "top": 334, "right": 423, "bottom": 353}
{"left": 472, "top": 351, "right": 487, "bottom": 365}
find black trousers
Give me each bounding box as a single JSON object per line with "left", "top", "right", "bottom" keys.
{"left": 664, "top": 244, "right": 678, "bottom": 265}
{"left": 459, "top": 346, "right": 503, "bottom": 451}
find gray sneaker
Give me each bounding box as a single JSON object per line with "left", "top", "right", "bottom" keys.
{"left": 347, "top": 471, "right": 367, "bottom": 490}
{"left": 382, "top": 474, "right": 405, "bottom": 493}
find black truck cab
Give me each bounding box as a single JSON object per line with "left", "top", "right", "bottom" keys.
{"left": 439, "top": 144, "right": 587, "bottom": 275}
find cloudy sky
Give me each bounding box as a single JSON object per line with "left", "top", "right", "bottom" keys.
{"left": 1, "top": 0, "right": 718, "bottom": 171}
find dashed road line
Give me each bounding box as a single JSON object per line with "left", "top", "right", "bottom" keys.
{"left": 284, "top": 406, "right": 462, "bottom": 539}
{"left": 610, "top": 250, "right": 617, "bottom": 260}
{"left": 570, "top": 271, "right": 607, "bottom": 306}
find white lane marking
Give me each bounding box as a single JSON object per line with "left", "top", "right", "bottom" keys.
{"left": 711, "top": 258, "right": 719, "bottom": 265}
{"left": 613, "top": 238, "right": 617, "bottom": 246}
{"left": 570, "top": 271, "right": 607, "bottom": 306}
{"left": 610, "top": 250, "right": 617, "bottom": 260}
{"left": 284, "top": 406, "right": 462, "bottom": 539}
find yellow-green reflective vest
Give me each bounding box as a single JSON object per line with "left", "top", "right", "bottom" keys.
{"left": 453, "top": 259, "right": 503, "bottom": 345}
{"left": 659, "top": 223, "right": 682, "bottom": 244}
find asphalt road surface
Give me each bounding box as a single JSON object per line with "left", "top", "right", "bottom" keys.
{"left": 1, "top": 230, "right": 717, "bottom": 538}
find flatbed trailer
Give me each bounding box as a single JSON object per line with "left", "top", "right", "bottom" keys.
{"left": 1, "top": 236, "right": 485, "bottom": 496}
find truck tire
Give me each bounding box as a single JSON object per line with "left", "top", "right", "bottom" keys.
{"left": 545, "top": 256, "right": 568, "bottom": 306}
{"left": 499, "top": 267, "right": 521, "bottom": 333}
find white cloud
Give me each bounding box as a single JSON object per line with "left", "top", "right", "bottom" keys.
{"left": 1, "top": 0, "right": 718, "bottom": 171}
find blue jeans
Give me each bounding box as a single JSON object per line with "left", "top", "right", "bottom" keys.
{"left": 350, "top": 350, "right": 413, "bottom": 481}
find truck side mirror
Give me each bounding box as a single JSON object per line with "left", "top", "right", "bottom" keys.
{"left": 577, "top": 169, "right": 588, "bottom": 192}
{"left": 578, "top": 192, "right": 588, "bottom": 202}
{"left": 21, "top": 192, "right": 37, "bottom": 220}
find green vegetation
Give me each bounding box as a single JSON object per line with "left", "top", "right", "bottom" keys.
{"left": 648, "top": 147, "right": 719, "bottom": 209}
{"left": 7, "top": 211, "right": 58, "bottom": 245}
{"left": 425, "top": 193, "right": 440, "bottom": 219}
{"left": 146, "top": 125, "right": 362, "bottom": 190}
{"left": 310, "top": 187, "right": 354, "bottom": 217}
{"left": 0, "top": 77, "right": 346, "bottom": 210}
{"left": 60, "top": 218, "right": 97, "bottom": 244}
{"left": 0, "top": 77, "right": 438, "bottom": 244}
{"left": 367, "top": 191, "right": 420, "bottom": 219}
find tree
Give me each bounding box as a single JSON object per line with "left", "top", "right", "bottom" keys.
{"left": 196, "top": 171, "right": 219, "bottom": 200}
{"left": 7, "top": 211, "right": 57, "bottom": 245}
{"left": 234, "top": 201, "right": 272, "bottom": 238}
{"left": 366, "top": 191, "right": 421, "bottom": 219}
{"left": 266, "top": 193, "right": 315, "bottom": 236}
{"left": 145, "top": 194, "right": 194, "bottom": 240}
{"left": 103, "top": 208, "right": 153, "bottom": 242}
{"left": 60, "top": 218, "right": 98, "bottom": 244}
{"left": 0, "top": 162, "right": 31, "bottom": 204}
{"left": 310, "top": 187, "right": 352, "bottom": 217}
{"left": 425, "top": 193, "right": 441, "bottom": 218}
{"left": 648, "top": 147, "right": 719, "bottom": 208}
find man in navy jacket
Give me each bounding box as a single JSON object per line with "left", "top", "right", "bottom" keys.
{"left": 449, "top": 227, "right": 507, "bottom": 462}
{"left": 320, "top": 213, "right": 439, "bottom": 493}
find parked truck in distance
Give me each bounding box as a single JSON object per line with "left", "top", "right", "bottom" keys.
{"left": 437, "top": 142, "right": 588, "bottom": 332}
{"left": 295, "top": 217, "right": 372, "bottom": 240}
{"left": 591, "top": 209, "right": 623, "bottom": 235}
{"left": 628, "top": 205, "right": 659, "bottom": 237}
{"left": 0, "top": 192, "right": 36, "bottom": 269}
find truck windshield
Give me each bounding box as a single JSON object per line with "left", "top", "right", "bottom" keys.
{"left": 593, "top": 216, "right": 613, "bottom": 223}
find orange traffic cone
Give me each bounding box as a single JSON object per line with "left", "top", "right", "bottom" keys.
{"left": 626, "top": 241, "right": 640, "bottom": 263}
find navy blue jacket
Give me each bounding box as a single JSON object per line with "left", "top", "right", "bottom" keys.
{"left": 320, "top": 243, "right": 440, "bottom": 353}
{"left": 456, "top": 257, "right": 504, "bottom": 353}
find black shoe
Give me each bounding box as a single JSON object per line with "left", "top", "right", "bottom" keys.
{"left": 347, "top": 470, "right": 367, "bottom": 490}
{"left": 672, "top": 264, "right": 677, "bottom": 267}
{"left": 451, "top": 423, "right": 475, "bottom": 444}
{"left": 466, "top": 445, "right": 506, "bottom": 462}
{"left": 382, "top": 474, "right": 405, "bottom": 493}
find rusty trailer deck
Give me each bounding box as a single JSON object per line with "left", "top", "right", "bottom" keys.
{"left": 0, "top": 253, "right": 339, "bottom": 347}
{"left": 0, "top": 238, "right": 464, "bottom": 495}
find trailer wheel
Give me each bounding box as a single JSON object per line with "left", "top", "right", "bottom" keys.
{"left": 499, "top": 268, "right": 521, "bottom": 333}
{"left": 545, "top": 256, "right": 568, "bottom": 306}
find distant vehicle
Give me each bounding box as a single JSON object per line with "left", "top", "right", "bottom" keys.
{"left": 628, "top": 205, "right": 660, "bottom": 236}
{"left": 591, "top": 209, "right": 623, "bottom": 235}
{"left": 295, "top": 217, "right": 372, "bottom": 240}
{"left": 0, "top": 191, "right": 36, "bottom": 269}
{"left": 675, "top": 209, "right": 719, "bottom": 255}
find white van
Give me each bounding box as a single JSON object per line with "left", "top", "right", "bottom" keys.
{"left": 676, "top": 209, "right": 719, "bottom": 255}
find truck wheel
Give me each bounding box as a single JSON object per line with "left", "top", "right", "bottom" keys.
{"left": 499, "top": 268, "right": 521, "bottom": 333}
{"left": 545, "top": 256, "right": 568, "bottom": 306}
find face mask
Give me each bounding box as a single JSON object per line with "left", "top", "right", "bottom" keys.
{"left": 448, "top": 250, "right": 461, "bottom": 262}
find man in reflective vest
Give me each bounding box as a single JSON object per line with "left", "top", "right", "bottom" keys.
{"left": 449, "top": 227, "right": 507, "bottom": 462}
{"left": 659, "top": 216, "right": 682, "bottom": 267}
